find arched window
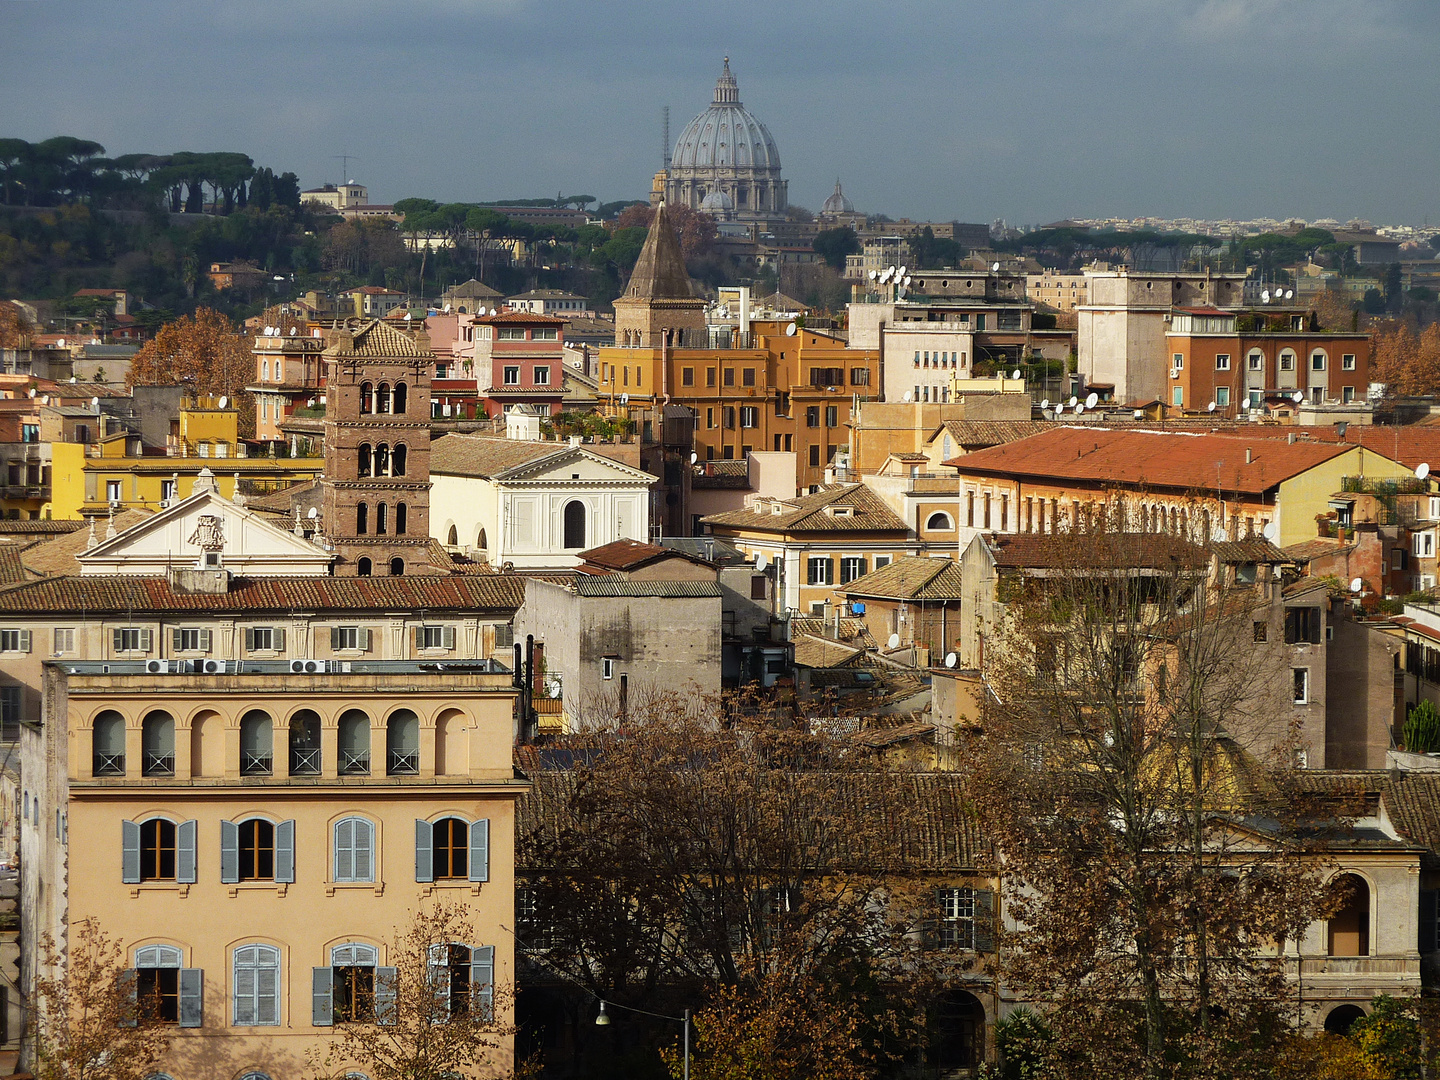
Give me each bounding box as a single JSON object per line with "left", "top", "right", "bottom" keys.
{"left": 562, "top": 500, "right": 586, "bottom": 549}
{"left": 328, "top": 944, "right": 380, "bottom": 1024}
{"left": 289, "top": 710, "right": 321, "bottom": 775}
{"left": 357, "top": 444, "right": 372, "bottom": 478}
{"left": 925, "top": 989, "right": 985, "bottom": 1072}
{"left": 477, "top": 528, "right": 487, "bottom": 554}
{"left": 356, "top": 502, "right": 368, "bottom": 535}
{"left": 386, "top": 710, "right": 419, "bottom": 775}
{"left": 93, "top": 710, "right": 125, "bottom": 776}
{"left": 414, "top": 814, "right": 489, "bottom": 882}
{"left": 333, "top": 816, "right": 375, "bottom": 883}
{"left": 140, "top": 818, "right": 176, "bottom": 880}
{"left": 393, "top": 383, "right": 407, "bottom": 414}
{"left": 237, "top": 819, "right": 275, "bottom": 881}
{"left": 338, "top": 710, "right": 371, "bottom": 775}
{"left": 391, "top": 444, "right": 406, "bottom": 476}
{"left": 1328, "top": 874, "right": 1370, "bottom": 956}
{"left": 1325, "top": 1004, "right": 1366, "bottom": 1036}
{"left": 134, "top": 944, "right": 185, "bottom": 1024}
{"left": 926, "top": 512, "right": 954, "bottom": 531}
{"left": 390, "top": 557, "right": 404, "bottom": 576}
{"left": 359, "top": 382, "right": 373, "bottom": 414}
{"left": 240, "top": 710, "right": 273, "bottom": 776}
{"left": 374, "top": 444, "right": 390, "bottom": 476}
{"left": 376, "top": 383, "right": 391, "bottom": 414}
{"left": 357, "top": 557, "right": 372, "bottom": 577}
{"left": 395, "top": 504, "right": 407, "bottom": 535}
{"left": 375, "top": 503, "right": 388, "bottom": 536}
{"left": 141, "top": 711, "right": 175, "bottom": 776}
{"left": 232, "top": 944, "right": 281, "bottom": 1026}
{"left": 447, "top": 524, "right": 458, "bottom": 546}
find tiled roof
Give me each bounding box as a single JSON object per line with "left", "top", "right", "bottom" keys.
{"left": 789, "top": 617, "right": 873, "bottom": 645}
{"left": 986, "top": 532, "right": 1209, "bottom": 571}
{"left": 701, "top": 484, "right": 909, "bottom": 535}
{"left": 618, "top": 203, "right": 696, "bottom": 302}
{"left": 21, "top": 510, "right": 153, "bottom": 576}
{"left": 1210, "top": 539, "right": 1289, "bottom": 563}
{"left": 692, "top": 459, "right": 750, "bottom": 490}
{"left": 1381, "top": 774, "right": 1440, "bottom": 853}
{"left": 933, "top": 420, "right": 1048, "bottom": 450}
{"left": 473, "top": 310, "right": 567, "bottom": 326}
{"left": 948, "top": 426, "right": 1352, "bottom": 496}
{"left": 429, "top": 434, "right": 560, "bottom": 478}
{"left": 571, "top": 578, "right": 721, "bottom": 598}
{"left": 325, "top": 319, "right": 432, "bottom": 359}
{"left": 0, "top": 574, "right": 526, "bottom": 615}
{"left": 1283, "top": 538, "right": 1358, "bottom": 562}
{"left": 508, "top": 289, "right": 587, "bottom": 302}
{"left": 0, "top": 546, "right": 25, "bottom": 587}
{"left": 793, "top": 635, "right": 864, "bottom": 668}
{"left": 578, "top": 539, "right": 674, "bottom": 571}
{"left": 0, "top": 520, "right": 84, "bottom": 535}
{"left": 442, "top": 279, "right": 504, "bottom": 299}
{"left": 838, "top": 556, "right": 964, "bottom": 601}
{"left": 241, "top": 479, "right": 321, "bottom": 514}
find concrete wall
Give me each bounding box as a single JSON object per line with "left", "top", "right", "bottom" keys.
{"left": 1327, "top": 615, "right": 1402, "bottom": 769}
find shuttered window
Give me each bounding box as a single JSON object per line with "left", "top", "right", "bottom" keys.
{"left": 333, "top": 817, "right": 375, "bottom": 883}
{"left": 233, "top": 944, "right": 280, "bottom": 1026}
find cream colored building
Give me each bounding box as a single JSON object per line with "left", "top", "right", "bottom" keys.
{"left": 22, "top": 659, "right": 523, "bottom": 1079}
{"left": 1025, "top": 270, "right": 1088, "bottom": 312}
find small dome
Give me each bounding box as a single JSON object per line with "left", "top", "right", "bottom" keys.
{"left": 672, "top": 59, "right": 782, "bottom": 173}
{"left": 700, "top": 190, "right": 735, "bottom": 211}
{"left": 822, "top": 179, "right": 854, "bottom": 215}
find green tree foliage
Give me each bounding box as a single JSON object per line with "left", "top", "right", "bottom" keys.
{"left": 910, "top": 226, "right": 961, "bottom": 268}
{"left": 995, "top": 1008, "right": 1050, "bottom": 1080}
{"left": 1404, "top": 700, "right": 1440, "bottom": 753}
{"left": 812, "top": 226, "right": 860, "bottom": 271}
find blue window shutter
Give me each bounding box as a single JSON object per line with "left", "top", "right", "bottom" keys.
{"left": 178, "top": 968, "right": 203, "bottom": 1027}
{"left": 974, "top": 888, "right": 996, "bottom": 953}
{"left": 415, "top": 819, "right": 433, "bottom": 882}
{"left": 275, "top": 820, "right": 295, "bottom": 884}
{"left": 120, "top": 968, "right": 138, "bottom": 1026}
{"left": 471, "top": 945, "right": 495, "bottom": 1017}
{"left": 355, "top": 818, "right": 373, "bottom": 882}
{"left": 334, "top": 818, "right": 353, "bottom": 882}
{"left": 311, "top": 967, "right": 333, "bottom": 1026}
{"left": 220, "top": 820, "right": 239, "bottom": 884}
{"left": 375, "top": 966, "right": 398, "bottom": 1025}
{"left": 122, "top": 820, "right": 141, "bottom": 883}
{"left": 469, "top": 818, "right": 490, "bottom": 883}
{"left": 176, "top": 820, "right": 197, "bottom": 884}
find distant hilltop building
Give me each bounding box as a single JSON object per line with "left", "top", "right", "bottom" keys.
{"left": 663, "top": 58, "right": 787, "bottom": 226}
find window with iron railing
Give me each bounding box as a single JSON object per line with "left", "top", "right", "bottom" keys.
{"left": 387, "top": 710, "right": 420, "bottom": 775}
{"left": 290, "top": 710, "right": 322, "bottom": 775}
{"left": 240, "top": 710, "right": 273, "bottom": 776}
{"left": 338, "top": 710, "right": 371, "bottom": 776}
{"left": 142, "top": 712, "right": 175, "bottom": 777}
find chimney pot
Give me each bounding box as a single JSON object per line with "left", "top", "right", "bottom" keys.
{"left": 1245, "top": 447, "right": 1253, "bottom": 464}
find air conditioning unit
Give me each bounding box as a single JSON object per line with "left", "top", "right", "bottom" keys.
{"left": 1170, "top": 368, "right": 1180, "bottom": 379}
{"left": 145, "top": 659, "right": 167, "bottom": 674}
{"left": 202, "top": 659, "right": 226, "bottom": 674}
{"left": 289, "top": 659, "right": 323, "bottom": 673}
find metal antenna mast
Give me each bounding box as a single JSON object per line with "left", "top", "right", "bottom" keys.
{"left": 333, "top": 154, "right": 359, "bottom": 183}
{"left": 662, "top": 107, "right": 671, "bottom": 170}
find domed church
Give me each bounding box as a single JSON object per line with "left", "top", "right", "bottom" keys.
{"left": 665, "top": 58, "right": 787, "bottom": 225}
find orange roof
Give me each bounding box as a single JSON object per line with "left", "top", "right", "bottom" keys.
{"left": 947, "top": 426, "right": 1354, "bottom": 496}
{"left": 473, "top": 310, "right": 567, "bottom": 326}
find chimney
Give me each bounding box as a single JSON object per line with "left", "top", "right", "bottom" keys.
{"left": 1245, "top": 447, "right": 1253, "bottom": 464}
{"left": 1288, "top": 432, "right": 1297, "bottom": 445}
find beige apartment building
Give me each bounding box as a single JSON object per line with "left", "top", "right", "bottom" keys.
{"left": 22, "top": 659, "right": 523, "bottom": 1079}
{"left": 1025, "top": 269, "right": 1088, "bottom": 312}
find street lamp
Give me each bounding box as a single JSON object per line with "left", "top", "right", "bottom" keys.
{"left": 594, "top": 998, "right": 691, "bottom": 1080}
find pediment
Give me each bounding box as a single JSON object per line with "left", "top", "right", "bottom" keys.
{"left": 496, "top": 447, "right": 657, "bottom": 485}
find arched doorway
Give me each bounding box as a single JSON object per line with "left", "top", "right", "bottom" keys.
{"left": 1325, "top": 1004, "right": 1366, "bottom": 1036}
{"left": 562, "top": 501, "right": 586, "bottom": 549}
{"left": 926, "top": 989, "right": 985, "bottom": 1072}
{"left": 1328, "top": 874, "right": 1371, "bottom": 956}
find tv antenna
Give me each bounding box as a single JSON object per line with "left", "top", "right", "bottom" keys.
{"left": 662, "top": 106, "right": 671, "bottom": 170}
{"left": 333, "top": 154, "right": 359, "bottom": 183}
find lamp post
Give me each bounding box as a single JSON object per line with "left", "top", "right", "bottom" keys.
{"left": 595, "top": 998, "right": 691, "bottom": 1080}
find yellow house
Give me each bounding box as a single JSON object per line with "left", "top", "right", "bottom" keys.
{"left": 50, "top": 399, "right": 323, "bottom": 520}
{"left": 24, "top": 659, "right": 525, "bottom": 1079}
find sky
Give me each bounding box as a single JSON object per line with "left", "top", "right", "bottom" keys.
{"left": 4, "top": 0, "right": 1440, "bottom": 227}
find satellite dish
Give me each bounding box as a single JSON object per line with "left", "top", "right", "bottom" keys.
{"left": 1292, "top": 391, "right": 1305, "bottom": 403}
{"left": 902, "top": 391, "right": 913, "bottom": 402}
{"left": 90, "top": 396, "right": 98, "bottom": 407}
{"left": 489, "top": 307, "right": 497, "bottom": 316}
{"left": 1285, "top": 289, "right": 1294, "bottom": 300}
{"left": 1010, "top": 369, "right": 1021, "bottom": 380}
{"left": 404, "top": 312, "right": 413, "bottom": 322}
{"left": 1040, "top": 398, "right": 1050, "bottom": 409}
{"left": 26, "top": 389, "right": 34, "bottom": 399}
{"left": 1075, "top": 403, "right": 1085, "bottom": 414}
{"left": 1350, "top": 577, "right": 1364, "bottom": 593}
{"left": 945, "top": 652, "right": 957, "bottom": 668}
{"left": 991, "top": 262, "right": 1000, "bottom": 272}
{"left": 887, "top": 633, "right": 901, "bottom": 649}
{"left": 1054, "top": 403, "right": 1065, "bottom": 414}
{"left": 1133, "top": 409, "right": 1144, "bottom": 419}
{"left": 1208, "top": 401, "right": 1217, "bottom": 413}
{"left": 40, "top": 395, "right": 49, "bottom": 405}
{"left": 690, "top": 452, "right": 698, "bottom": 463}
{"left": 903, "top": 276, "right": 912, "bottom": 287}
{"left": 1067, "top": 396, "right": 1078, "bottom": 407}
{"left": 620, "top": 393, "right": 629, "bottom": 404}
{"left": 1261, "top": 289, "right": 1271, "bottom": 303}
{"left": 1262, "top": 520, "right": 1278, "bottom": 540}
{"left": 785, "top": 322, "right": 797, "bottom": 337}
{"left": 307, "top": 507, "right": 319, "bottom": 520}
{"left": 1418, "top": 462, "right": 1431, "bottom": 481}
{"left": 754, "top": 552, "right": 769, "bottom": 570}
{"left": 1085, "top": 392, "right": 1099, "bottom": 409}
{"left": 868, "top": 269, "right": 878, "bottom": 281}
{"left": 898, "top": 265, "right": 907, "bottom": 277}
{"left": 443, "top": 303, "right": 452, "bottom": 313}
{"left": 288, "top": 327, "right": 297, "bottom": 336}
{"left": 218, "top": 395, "right": 229, "bottom": 409}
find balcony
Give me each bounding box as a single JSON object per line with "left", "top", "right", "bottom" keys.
{"left": 338, "top": 750, "right": 370, "bottom": 776}
{"left": 289, "top": 746, "right": 321, "bottom": 776}
{"left": 142, "top": 751, "right": 174, "bottom": 777}
{"left": 240, "top": 752, "right": 273, "bottom": 777}
{"left": 92, "top": 752, "right": 125, "bottom": 777}
{"left": 388, "top": 749, "right": 420, "bottom": 775}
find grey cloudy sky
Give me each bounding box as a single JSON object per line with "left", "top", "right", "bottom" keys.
{"left": 4, "top": 0, "right": 1439, "bottom": 226}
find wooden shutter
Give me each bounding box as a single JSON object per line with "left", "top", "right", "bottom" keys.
{"left": 354, "top": 818, "right": 373, "bottom": 881}
{"left": 360, "top": 627, "right": 372, "bottom": 652}
{"left": 411, "top": 626, "right": 420, "bottom": 650}
{"left": 140, "top": 628, "right": 152, "bottom": 652}
{"left": 17, "top": 630, "right": 29, "bottom": 653}
{"left": 1422, "top": 890, "right": 1438, "bottom": 952}
{"left": 172, "top": 628, "right": 183, "bottom": 651}
{"left": 275, "top": 819, "right": 296, "bottom": 884}
{"left": 469, "top": 818, "right": 490, "bottom": 883}
{"left": 973, "top": 888, "right": 996, "bottom": 953}
{"left": 374, "top": 966, "right": 398, "bottom": 1025}
{"left": 330, "top": 626, "right": 341, "bottom": 650}
{"left": 121, "top": 820, "right": 141, "bottom": 883}
{"left": 334, "top": 819, "right": 353, "bottom": 882}
{"left": 415, "top": 819, "right": 434, "bottom": 882}
{"left": 472, "top": 945, "right": 495, "bottom": 1017}
{"left": 245, "top": 627, "right": 255, "bottom": 652}
{"left": 273, "top": 627, "right": 285, "bottom": 651}
{"left": 199, "top": 629, "right": 211, "bottom": 652}
{"left": 220, "top": 820, "right": 240, "bottom": 884}
{"left": 311, "top": 967, "right": 333, "bottom": 1026}
{"left": 443, "top": 625, "right": 455, "bottom": 649}
{"left": 176, "top": 820, "right": 197, "bottom": 884}
{"left": 178, "top": 968, "right": 203, "bottom": 1027}
{"left": 119, "top": 969, "right": 138, "bottom": 1026}
{"left": 112, "top": 628, "right": 123, "bottom": 652}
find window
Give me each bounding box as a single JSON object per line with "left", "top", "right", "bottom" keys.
{"left": 681, "top": 367, "right": 694, "bottom": 387}
{"left": 851, "top": 368, "right": 870, "bottom": 386}
{"left": 240, "top": 710, "right": 273, "bottom": 776}
{"left": 809, "top": 445, "right": 820, "bottom": 467}
{"left": 356, "top": 503, "right": 368, "bottom": 535}
{"left": 0, "top": 630, "right": 29, "bottom": 653}
{"left": 393, "top": 382, "right": 407, "bottom": 414}
{"left": 1280, "top": 351, "right": 1295, "bottom": 371}
{"left": 1254, "top": 621, "right": 1268, "bottom": 643}
{"left": 53, "top": 628, "right": 75, "bottom": 654}
{"left": 935, "top": 887, "right": 977, "bottom": 949}
{"left": 1216, "top": 387, "right": 1230, "bottom": 407}
{"left": 497, "top": 327, "right": 525, "bottom": 340}
{"left": 316, "top": 943, "right": 390, "bottom": 1025}
{"left": 723, "top": 406, "right": 736, "bottom": 429}
{"left": 1248, "top": 352, "right": 1264, "bottom": 371}
{"left": 742, "top": 367, "right": 755, "bottom": 387}
{"left": 113, "top": 627, "right": 152, "bottom": 654}
{"left": 926, "top": 512, "right": 953, "bottom": 531}
{"left": 141, "top": 711, "right": 174, "bottom": 776}
{"left": 563, "top": 501, "right": 586, "bottom": 549}
{"left": 171, "top": 627, "right": 209, "bottom": 653}
{"left": 1292, "top": 668, "right": 1310, "bottom": 704}
{"left": 1172, "top": 353, "right": 1184, "bottom": 371}
{"left": 533, "top": 366, "right": 550, "bottom": 385}
{"left": 706, "top": 367, "right": 716, "bottom": 387}
{"left": 131, "top": 945, "right": 201, "bottom": 1027}
{"left": 106, "top": 479, "right": 122, "bottom": 503}
{"left": 1215, "top": 354, "right": 1231, "bottom": 371}
{"left": 416, "top": 624, "right": 455, "bottom": 651}
{"left": 750, "top": 575, "right": 767, "bottom": 600}
{"left": 239, "top": 819, "right": 275, "bottom": 880}
{"left": 602, "top": 657, "right": 616, "bottom": 680}
{"left": 1328, "top": 874, "right": 1370, "bottom": 957}
{"left": 723, "top": 367, "right": 735, "bottom": 387}
{"left": 807, "top": 557, "right": 833, "bottom": 585}
{"left": 392, "top": 445, "right": 407, "bottom": 476}
{"left": 806, "top": 406, "right": 820, "bottom": 428}
{"left": 534, "top": 327, "right": 559, "bottom": 341}
{"left": 331, "top": 626, "right": 371, "bottom": 652}
{"left": 415, "top": 817, "right": 489, "bottom": 883}
{"left": 1343, "top": 386, "right": 1355, "bottom": 403}
{"left": 1312, "top": 352, "right": 1327, "bottom": 371}
{"left": 245, "top": 626, "right": 284, "bottom": 652}
{"left": 1343, "top": 353, "right": 1357, "bottom": 371}
{"left": 503, "top": 366, "right": 520, "bottom": 385}
{"left": 333, "top": 817, "right": 375, "bottom": 883}
{"left": 874, "top": 555, "right": 892, "bottom": 570}
{"left": 387, "top": 710, "right": 420, "bottom": 775}
{"left": 290, "top": 711, "right": 321, "bottom": 776}
{"left": 740, "top": 406, "right": 758, "bottom": 428}
{"left": 93, "top": 710, "right": 125, "bottom": 776}
{"left": 219, "top": 818, "right": 294, "bottom": 884}
{"left": 1284, "top": 607, "right": 1322, "bottom": 644}
{"left": 338, "top": 710, "right": 371, "bottom": 775}
{"left": 1172, "top": 386, "right": 1183, "bottom": 407}
{"left": 233, "top": 945, "right": 280, "bottom": 1026}
{"left": 840, "top": 556, "right": 867, "bottom": 583}
{"left": 1417, "top": 532, "right": 1435, "bottom": 558}
{"left": 826, "top": 405, "right": 838, "bottom": 427}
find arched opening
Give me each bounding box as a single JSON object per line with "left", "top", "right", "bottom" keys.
{"left": 375, "top": 503, "right": 388, "bottom": 536}
{"left": 390, "top": 557, "right": 404, "bottom": 576}
{"left": 92, "top": 710, "right": 125, "bottom": 776}
{"left": 434, "top": 708, "right": 467, "bottom": 776}
{"left": 356, "top": 557, "right": 372, "bottom": 577}
{"left": 359, "top": 382, "right": 373, "bottom": 414}
{"left": 562, "top": 500, "right": 586, "bottom": 549}
{"left": 190, "top": 709, "right": 223, "bottom": 777}
{"left": 477, "top": 528, "right": 487, "bottom": 555}
{"left": 1325, "top": 1004, "right": 1367, "bottom": 1036}
{"left": 392, "top": 444, "right": 406, "bottom": 476}
{"left": 338, "top": 710, "right": 371, "bottom": 775}
{"left": 357, "top": 444, "right": 372, "bottom": 478}
{"left": 376, "top": 383, "right": 391, "bottom": 414}
{"left": 395, "top": 503, "right": 407, "bottom": 535}
{"left": 141, "top": 711, "right": 175, "bottom": 776}
{"left": 926, "top": 511, "right": 954, "bottom": 531}
{"left": 374, "top": 444, "right": 390, "bottom": 476}
{"left": 447, "top": 524, "right": 458, "bottom": 546}
{"left": 289, "top": 710, "right": 321, "bottom": 775}
{"left": 925, "top": 989, "right": 985, "bottom": 1071}
{"left": 356, "top": 502, "right": 368, "bottom": 535}
{"left": 1329, "top": 873, "right": 1371, "bottom": 956}
{"left": 386, "top": 709, "right": 420, "bottom": 775}
{"left": 239, "top": 710, "right": 273, "bottom": 775}
{"left": 393, "top": 383, "right": 407, "bottom": 414}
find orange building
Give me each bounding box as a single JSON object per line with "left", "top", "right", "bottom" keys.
{"left": 1165, "top": 307, "right": 1371, "bottom": 415}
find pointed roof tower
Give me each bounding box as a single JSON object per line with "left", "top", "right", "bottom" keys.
{"left": 613, "top": 202, "right": 707, "bottom": 349}
{"left": 621, "top": 202, "right": 695, "bottom": 301}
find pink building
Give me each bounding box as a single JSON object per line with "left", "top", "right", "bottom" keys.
{"left": 471, "top": 311, "right": 567, "bottom": 418}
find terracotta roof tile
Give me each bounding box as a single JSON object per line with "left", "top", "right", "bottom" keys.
{"left": 985, "top": 532, "right": 1209, "bottom": 571}
{"left": 577, "top": 539, "right": 672, "bottom": 570}
{"left": 1283, "top": 538, "right": 1358, "bottom": 561}
{"left": 324, "top": 319, "right": 433, "bottom": 359}
{"left": 702, "top": 484, "right": 909, "bottom": 534}
{"left": 21, "top": 510, "right": 153, "bottom": 577}
{"left": 933, "top": 419, "right": 1048, "bottom": 450}
{"left": 429, "top": 434, "right": 561, "bottom": 478}
{"left": 838, "top": 556, "right": 963, "bottom": 601}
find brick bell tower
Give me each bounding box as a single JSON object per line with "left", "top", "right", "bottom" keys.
{"left": 320, "top": 320, "right": 438, "bottom": 576}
